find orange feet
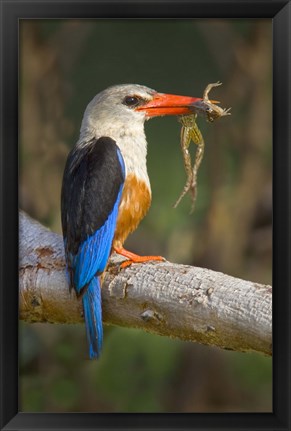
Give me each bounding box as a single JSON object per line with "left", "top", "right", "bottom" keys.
{"left": 113, "top": 247, "right": 165, "bottom": 269}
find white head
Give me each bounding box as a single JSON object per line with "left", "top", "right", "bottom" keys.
{"left": 79, "top": 84, "right": 156, "bottom": 141}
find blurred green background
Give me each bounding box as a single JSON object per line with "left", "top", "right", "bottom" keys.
{"left": 19, "top": 19, "right": 272, "bottom": 412}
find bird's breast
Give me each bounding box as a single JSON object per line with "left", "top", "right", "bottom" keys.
{"left": 113, "top": 173, "right": 151, "bottom": 248}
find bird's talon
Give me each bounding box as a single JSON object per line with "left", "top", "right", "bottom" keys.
{"left": 120, "top": 260, "right": 133, "bottom": 269}
{"left": 119, "top": 255, "right": 165, "bottom": 270}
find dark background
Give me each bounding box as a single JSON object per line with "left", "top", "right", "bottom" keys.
{"left": 19, "top": 19, "right": 272, "bottom": 413}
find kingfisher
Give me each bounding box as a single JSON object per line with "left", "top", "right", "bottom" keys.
{"left": 61, "top": 84, "right": 201, "bottom": 358}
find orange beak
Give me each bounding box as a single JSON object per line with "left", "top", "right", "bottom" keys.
{"left": 136, "top": 92, "right": 203, "bottom": 117}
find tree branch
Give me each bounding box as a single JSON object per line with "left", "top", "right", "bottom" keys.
{"left": 19, "top": 211, "right": 272, "bottom": 356}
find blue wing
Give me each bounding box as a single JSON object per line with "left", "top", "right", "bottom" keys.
{"left": 69, "top": 181, "right": 123, "bottom": 292}
{"left": 61, "top": 136, "right": 125, "bottom": 294}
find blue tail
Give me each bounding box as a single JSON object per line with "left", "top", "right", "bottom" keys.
{"left": 82, "top": 276, "right": 103, "bottom": 359}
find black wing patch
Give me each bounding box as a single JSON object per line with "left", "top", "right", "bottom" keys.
{"left": 61, "top": 137, "right": 125, "bottom": 256}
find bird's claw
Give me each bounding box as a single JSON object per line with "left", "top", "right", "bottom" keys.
{"left": 120, "top": 255, "right": 165, "bottom": 269}
{"left": 115, "top": 249, "right": 165, "bottom": 270}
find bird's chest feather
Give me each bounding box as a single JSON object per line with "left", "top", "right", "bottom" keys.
{"left": 113, "top": 173, "right": 151, "bottom": 248}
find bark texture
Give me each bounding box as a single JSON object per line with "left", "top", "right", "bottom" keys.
{"left": 19, "top": 211, "right": 272, "bottom": 356}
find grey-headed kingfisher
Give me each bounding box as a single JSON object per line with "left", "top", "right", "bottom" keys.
{"left": 61, "top": 84, "right": 201, "bottom": 358}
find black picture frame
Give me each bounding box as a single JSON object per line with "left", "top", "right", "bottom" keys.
{"left": 0, "top": 1, "right": 290, "bottom": 430}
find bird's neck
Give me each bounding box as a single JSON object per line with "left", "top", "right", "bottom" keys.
{"left": 116, "top": 126, "right": 150, "bottom": 192}
{"left": 79, "top": 122, "right": 151, "bottom": 192}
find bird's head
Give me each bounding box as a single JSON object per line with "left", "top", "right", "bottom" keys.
{"left": 79, "top": 84, "right": 202, "bottom": 141}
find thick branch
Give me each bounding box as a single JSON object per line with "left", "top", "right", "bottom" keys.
{"left": 19, "top": 211, "right": 272, "bottom": 356}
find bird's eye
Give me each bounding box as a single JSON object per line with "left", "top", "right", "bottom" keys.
{"left": 123, "top": 95, "right": 140, "bottom": 107}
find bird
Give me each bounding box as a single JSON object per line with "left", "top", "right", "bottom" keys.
{"left": 61, "top": 83, "right": 201, "bottom": 359}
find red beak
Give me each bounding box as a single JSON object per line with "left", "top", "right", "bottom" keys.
{"left": 136, "top": 92, "right": 203, "bottom": 117}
